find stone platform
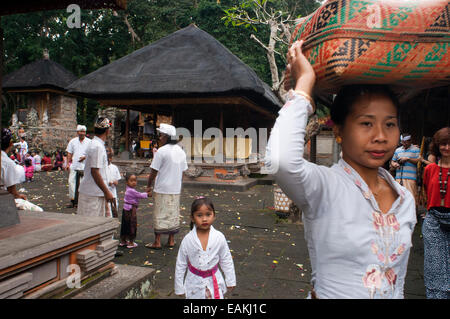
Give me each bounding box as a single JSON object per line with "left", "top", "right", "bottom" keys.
{"left": 71, "top": 264, "right": 155, "bottom": 299}
{"left": 0, "top": 211, "right": 119, "bottom": 299}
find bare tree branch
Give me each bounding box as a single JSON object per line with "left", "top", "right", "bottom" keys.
{"left": 250, "top": 34, "right": 282, "bottom": 55}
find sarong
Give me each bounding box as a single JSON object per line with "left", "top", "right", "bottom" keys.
{"left": 422, "top": 208, "right": 450, "bottom": 299}
{"left": 68, "top": 168, "right": 76, "bottom": 200}
{"left": 120, "top": 205, "right": 138, "bottom": 241}
{"left": 153, "top": 192, "right": 180, "bottom": 235}
{"left": 76, "top": 193, "right": 106, "bottom": 217}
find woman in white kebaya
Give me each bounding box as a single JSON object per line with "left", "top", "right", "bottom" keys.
{"left": 265, "top": 40, "right": 416, "bottom": 299}
{"left": 175, "top": 197, "right": 236, "bottom": 299}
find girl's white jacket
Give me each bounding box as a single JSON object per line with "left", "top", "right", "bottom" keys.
{"left": 175, "top": 225, "right": 236, "bottom": 299}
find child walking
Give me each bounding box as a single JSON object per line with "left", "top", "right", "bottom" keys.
{"left": 175, "top": 197, "right": 236, "bottom": 299}
{"left": 106, "top": 147, "right": 121, "bottom": 218}
{"left": 120, "top": 173, "right": 149, "bottom": 249}
{"left": 24, "top": 158, "right": 34, "bottom": 182}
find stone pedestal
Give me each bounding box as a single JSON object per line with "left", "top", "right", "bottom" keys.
{"left": 0, "top": 211, "right": 119, "bottom": 299}
{"left": 0, "top": 190, "right": 20, "bottom": 228}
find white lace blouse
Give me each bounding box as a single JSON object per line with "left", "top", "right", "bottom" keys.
{"left": 265, "top": 91, "right": 417, "bottom": 299}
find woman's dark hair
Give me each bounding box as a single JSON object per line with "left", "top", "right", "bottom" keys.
{"left": 430, "top": 127, "right": 450, "bottom": 157}
{"left": 124, "top": 172, "right": 136, "bottom": 182}
{"left": 330, "top": 84, "right": 401, "bottom": 127}
{"left": 25, "top": 158, "right": 32, "bottom": 166}
{"left": 190, "top": 197, "right": 215, "bottom": 230}
{"left": 94, "top": 127, "right": 108, "bottom": 135}
{"left": 1, "top": 129, "right": 13, "bottom": 151}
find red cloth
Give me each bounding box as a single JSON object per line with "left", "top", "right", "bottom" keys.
{"left": 423, "top": 163, "right": 450, "bottom": 210}
{"left": 41, "top": 156, "right": 53, "bottom": 171}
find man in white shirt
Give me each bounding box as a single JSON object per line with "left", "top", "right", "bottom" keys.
{"left": 66, "top": 125, "right": 91, "bottom": 208}
{"left": 146, "top": 123, "right": 188, "bottom": 249}
{"left": 77, "top": 118, "right": 114, "bottom": 217}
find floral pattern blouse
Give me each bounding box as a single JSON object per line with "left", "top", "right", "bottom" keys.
{"left": 265, "top": 91, "right": 417, "bottom": 298}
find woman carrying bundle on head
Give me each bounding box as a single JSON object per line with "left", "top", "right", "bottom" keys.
{"left": 265, "top": 40, "right": 416, "bottom": 299}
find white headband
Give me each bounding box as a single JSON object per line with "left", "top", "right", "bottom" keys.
{"left": 402, "top": 135, "right": 411, "bottom": 141}
{"left": 77, "top": 125, "right": 87, "bottom": 132}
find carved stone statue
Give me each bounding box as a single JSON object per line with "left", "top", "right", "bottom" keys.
{"left": 26, "top": 107, "right": 39, "bottom": 127}
{"left": 11, "top": 113, "right": 18, "bottom": 127}
{"left": 42, "top": 109, "right": 49, "bottom": 125}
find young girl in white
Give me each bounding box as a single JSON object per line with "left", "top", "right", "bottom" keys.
{"left": 175, "top": 197, "right": 236, "bottom": 299}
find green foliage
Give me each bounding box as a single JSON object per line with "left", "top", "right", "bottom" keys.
{"left": 1, "top": 0, "right": 320, "bottom": 128}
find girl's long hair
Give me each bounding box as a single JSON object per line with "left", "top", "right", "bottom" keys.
{"left": 190, "top": 197, "right": 215, "bottom": 230}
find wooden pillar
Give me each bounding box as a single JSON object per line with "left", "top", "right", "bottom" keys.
{"left": 310, "top": 135, "right": 317, "bottom": 164}
{"left": 125, "top": 107, "right": 130, "bottom": 153}
{"left": 171, "top": 105, "right": 176, "bottom": 126}
{"left": 219, "top": 106, "right": 224, "bottom": 160}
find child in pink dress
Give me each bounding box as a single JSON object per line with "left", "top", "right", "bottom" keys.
{"left": 24, "top": 158, "right": 34, "bottom": 182}
{"left": 120, "top": 173, "right": 150, "bottom": 249}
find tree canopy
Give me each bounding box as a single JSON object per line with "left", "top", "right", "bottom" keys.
{"left": 1, "top": 0, "right": 321, "bottom": 128}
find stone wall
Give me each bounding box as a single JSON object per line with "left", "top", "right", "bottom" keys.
{"left": 10, "top": 93, "right": 78, "bottom": 154}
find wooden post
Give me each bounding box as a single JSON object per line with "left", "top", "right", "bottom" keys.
{"left": 219, "top": 106, "right": 224, "bottom": 161}
{"left": 125, "top": 107, "right": 130, "bottom": 153}
{"left": 310, "top": 135, "right": 317, "bottom": 164}
{"left": 171, "top": 105, "right": 175, "bottom": 126}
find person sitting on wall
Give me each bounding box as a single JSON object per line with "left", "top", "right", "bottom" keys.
{"left": 1, "top": 128, "right": 27, "bottom": 200}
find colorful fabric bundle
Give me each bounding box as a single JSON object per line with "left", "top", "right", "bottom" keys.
{"left": 290, "top": 0, "right": 450, "bottom": 94}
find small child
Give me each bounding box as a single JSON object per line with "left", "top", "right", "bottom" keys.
{"left": 62, "top": 151, "right": 69, "bottom": 171}
{"left": 41, "top": 152, "right": 53, "bottom": 172}
{"left": 174, "top": 197, "right": 236, "bottom": 299}
{"left": 24, "top": 158, "right": 34, "bottom": 182}
{"left": 120, "top": 173, "right": 149, "bottom": 249}
{"left": 106, "top": 147, "right": 121, "bottom": 218}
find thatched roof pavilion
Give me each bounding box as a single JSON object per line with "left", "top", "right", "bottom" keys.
{"left": 3, "top": 51, "right": 77, "bottom": 94}
{"left": 67, "top": 24, "right": 281, "bottom": 115}
{"left": 67, "top": 24, "right": 281, "bottom": 169}
{"left": 2, "top": 51, "right": 79, "bottom": 151}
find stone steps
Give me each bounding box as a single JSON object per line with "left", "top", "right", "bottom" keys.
{"left": 70, "top": 264, "right": 155, "bottom": 299}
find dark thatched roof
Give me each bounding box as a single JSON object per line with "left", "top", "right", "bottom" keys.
{"left": 2, "top": 58, "right": 78, "bottom": 92}
{"left": 67, "top": 24, "right": 282, "bottom": 111}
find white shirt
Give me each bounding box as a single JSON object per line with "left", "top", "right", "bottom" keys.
{"left": 150, "top": 144, "right": 188, "bottom": 194}
{"left": 14, "top": 141, "right": 28, "bottom": 157}
{"left": 1, "top": 150, "right": 25, "bottom": 189}
{"left": 33, "top": 154, "right": 41, "bottom": 165}
{"left": 175, "top": 225, "right": 236, "bottom": 299}
{"left": 265, "top": 91, "right": 417, "bottom": 299}
{"left": 106, "top": 163, "right": 121, "bottom": 199}
{"left": 66, "top": 137, "right": 91, "bottom": 171}
{"left": 79, "top": 136, "right": 108, "bottom": 197}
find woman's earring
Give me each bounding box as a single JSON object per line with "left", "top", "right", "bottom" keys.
{"left": 336, "top": 136, "right": 342, "bottom": 144}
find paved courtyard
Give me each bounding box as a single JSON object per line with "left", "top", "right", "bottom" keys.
{"left": 21, "top": 169, "right": 426, "bottom": 299}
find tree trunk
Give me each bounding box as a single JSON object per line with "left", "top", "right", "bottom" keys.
{"left": 267, "top": 20, "right": 280, "bottom": 92}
